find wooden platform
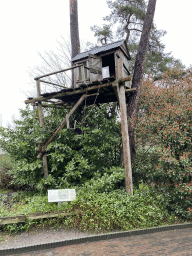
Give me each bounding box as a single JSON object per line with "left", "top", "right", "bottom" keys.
{"left": 25, "top": 77, "right": 135, "bottom": 108}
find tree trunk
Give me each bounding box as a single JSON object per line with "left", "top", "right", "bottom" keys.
{"left": 70, "top": 0, "right": 80, "bottom": 88}
{"left": 127, "top": 0, "right": 157, "bottom": 187}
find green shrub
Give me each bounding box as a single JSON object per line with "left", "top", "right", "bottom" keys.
{"left": 133, "top": 147, "right": 192, "bottom": 219}
{"left": 80, "top": 166, "right": 125, "bottom": 193}
{"left": 64, "top": 189, "right": 176, "bottom": 232}
{"left": 0, "top": 104, "right": 122, "bottom": 191}
{"left": 0, "top": 154, "right": 13, "bottom": 189}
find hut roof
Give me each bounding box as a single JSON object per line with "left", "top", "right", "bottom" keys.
{"left": 72, "top": 39, "right": 131, "bottom": 62}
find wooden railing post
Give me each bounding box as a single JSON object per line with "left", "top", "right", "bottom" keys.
{"left": 36, "top": 79, "right": 48, "bottom": 179}
{"left": 81, "top": 65, "right": 86, "bottom": 83}
{"left": 117, "top": 83, "right": 133, "bottom": 195}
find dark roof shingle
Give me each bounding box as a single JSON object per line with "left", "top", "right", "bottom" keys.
{"left": 72, "top": 39, "right": 129, "bottom": 62}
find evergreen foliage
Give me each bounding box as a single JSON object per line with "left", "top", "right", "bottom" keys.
{"left": 0, "top": 104, "right": 122, "bottom": 192}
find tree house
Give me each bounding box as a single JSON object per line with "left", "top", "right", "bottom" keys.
{"left": 25, "top": 39, "right": 135, "bottom": 195}
{"left": 72, "top": 39, "right": 131, "bottom": 89}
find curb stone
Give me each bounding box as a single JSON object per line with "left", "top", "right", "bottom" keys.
{"left": 1, "top": 222, "right": 192, "bottom": 256}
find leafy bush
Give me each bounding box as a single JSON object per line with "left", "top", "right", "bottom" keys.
{"left": 64, "top": 189, "right": 176, "bottom": 232}
{"left": 135, "top": 68, "right": 192, "bottom": 219}
{"left": 0, "top": 154, "right": 13, "bottom": 189}
{"left": 80, "top": 166, "right": 125, "bottom": 193}
{"left": 0, "top": 104, "right": 122, "bottom": 191}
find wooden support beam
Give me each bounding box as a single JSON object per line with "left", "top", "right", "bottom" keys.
{"left": 43, "top": 100, "right": 66, "bottom": 106}
{"left": 36, "top": 79, "right": 48, "bottom": 179}
{"left": 37, "top": 94, "right": 87, "bottom": 159}
{"left": 34, "top": 102, "right": 69, "bottom": 109}
{"left": 118, "top": 76, "right": 132, "bottom": 85}
{"left": 125, "top": 88, "right": 136, "bottom": 93}
{"left": 117, "top": 83, "right": 133, "bottom": 195}
{"left": 41, "top": 104, "right": 70, "bottom": 109}
{"left": 42, "top": 104, "right": 65, "bottom": 108}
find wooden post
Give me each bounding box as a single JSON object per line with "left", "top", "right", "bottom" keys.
{"left": 36, "top": 79, "right": 48, "bottom": 179}
{"left": 81, "top": 65, "right": 86, "bottom": 83}
{"left": 117, "top": 83, "right": 133, "bottom": 195}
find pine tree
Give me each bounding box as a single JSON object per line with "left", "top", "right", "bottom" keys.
{"left": 91, "top": 0, "right": 184, "bottom": 79}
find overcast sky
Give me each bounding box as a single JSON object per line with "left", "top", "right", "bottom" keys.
{"left": 0, "top": 0, "right": 191, "bottom": 126}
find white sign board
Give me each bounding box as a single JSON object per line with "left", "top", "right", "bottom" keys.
{"left": 102, "top": 66, "right": 110, "bottom": 78}
{"left": 48, "top": 189, "right": 76, "bottom": 202}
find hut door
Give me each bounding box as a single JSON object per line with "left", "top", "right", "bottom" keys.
{"left": 88, "top": 54, "right": 102, "bottom": 82}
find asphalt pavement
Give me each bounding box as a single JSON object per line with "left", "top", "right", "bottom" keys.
{"left": 1, "top": 224, "right": 192, "bottom": 256}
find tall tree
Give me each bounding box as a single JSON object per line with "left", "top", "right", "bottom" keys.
{"left": 70, "top": 0, "right": 80, "bottom": 88}
{"left": 105, "top": 0, "right": 147, "bottom": 43}
{"left": 127, "top": 0, "right": 157, "bottom": 163}
{"left": 90, "top": 0, "right": 147, "bottom": 44}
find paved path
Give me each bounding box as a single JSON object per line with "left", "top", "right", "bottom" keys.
{"left": 15, "top": 228, "right": 192, "bottom": 256}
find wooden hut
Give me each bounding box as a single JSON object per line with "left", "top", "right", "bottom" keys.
{"left": 72, "top": 39, "right": 131, "bottom": 88}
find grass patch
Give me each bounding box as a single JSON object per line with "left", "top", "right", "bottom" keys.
{"left": 0, "top": 188, "right": 11, "bottom": 194}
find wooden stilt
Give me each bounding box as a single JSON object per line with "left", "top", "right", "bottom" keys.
{"left": 36, "top": 79, "right": 48, "bottom": 179}
{"left": 66, "top": 114, "right": 70, "bottom": 129}
{"left": 117, "top": 83, "right": 133, "bottom": 195}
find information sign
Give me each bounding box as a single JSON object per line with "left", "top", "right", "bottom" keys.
{"left": 48, "top": 189, "right": 76, "bottom": 202}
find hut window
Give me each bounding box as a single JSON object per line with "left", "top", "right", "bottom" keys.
{"left": 102, "top": 53, "right": 116, "bottom": 78}
{"left": 102, "top": 66, "right": 110, "bottom": 78}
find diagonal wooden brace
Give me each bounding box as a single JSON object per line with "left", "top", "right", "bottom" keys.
{"left": 37, "top": 94, "right": 87, "bottom": 159}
